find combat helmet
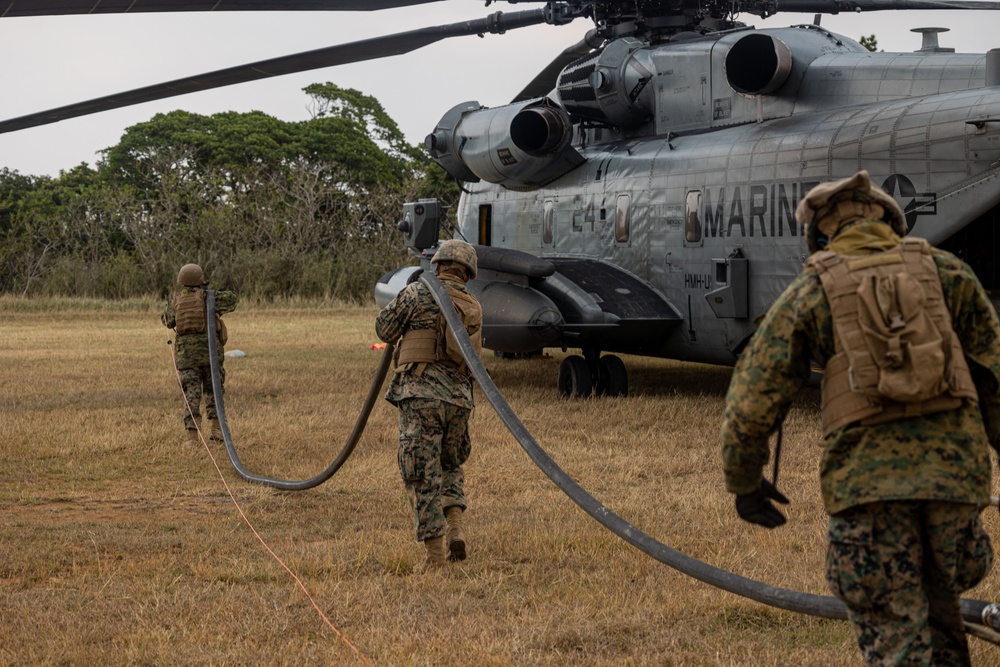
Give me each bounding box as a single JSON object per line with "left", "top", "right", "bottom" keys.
{"left": 431, "top": 239, "right": 478, "bottom": 280}
{"left": 177, "top": 263, "right": 206, "bottom": 287}
{"left": 796, "top": 170, "right": 907, "bottom": 253}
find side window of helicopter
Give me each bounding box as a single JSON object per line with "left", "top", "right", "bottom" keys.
{"left": 478, "top": 205, "right": 492, "bottom": 246}
{"left": 685, "top": 191, "right": 703, "bottom": 247}
{"left": 543, "top": 200, "right": 555, "bottom": 246}
{"left": 615, "top": 195, "right": 631, "bottom": 245}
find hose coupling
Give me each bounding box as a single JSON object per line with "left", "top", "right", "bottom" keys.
{"left": 982, "top": 603, "right": 1000, "bottom": 631}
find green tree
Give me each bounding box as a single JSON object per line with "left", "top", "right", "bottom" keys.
{"left": 3, "top": 84, "right": 456, "bottom": 300}
{"left": 860, "top": 35, "right": 879, "bottom": 52}
{"left": 304, "top": 82, "right": 461, "bottom": 206}
{"left": 0, "top": 168, "right": 41, "bottom": 234}
{"left": 0, "top": 165, "right": 126, "bottom": 296}
{"left": 304, "top": 83, "right": 423, "bottom": 163}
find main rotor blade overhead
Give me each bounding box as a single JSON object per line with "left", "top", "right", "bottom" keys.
{"left": 0, "top": 0, "right": 448, "bottom": 18}
{"left": 771, "top": 0, "right": 1000, "bottom": 13}
{"left": 0, "top": 9, "right": 552, "bottom": 135}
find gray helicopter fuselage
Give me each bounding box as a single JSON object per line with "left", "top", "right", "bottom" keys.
{"left": 443, "top": 24, "right": 1000, "bottom": 368}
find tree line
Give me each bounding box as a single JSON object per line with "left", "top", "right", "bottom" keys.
{"left": 0, "top": 84, "right": 459, "bottom": 301}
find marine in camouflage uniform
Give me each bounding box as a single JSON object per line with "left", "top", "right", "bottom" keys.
{"left": 161, "top": 263, "right": 239, "bottom": 443}
{"left": 721, "top": 171, "right": 999, "bottom": 666}
{"left": 375, "top": 240, "right": 482, "bottom": 572}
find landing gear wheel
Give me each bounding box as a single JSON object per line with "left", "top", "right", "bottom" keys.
{"left": 558, "top": 355, "right": 592, "bottom": 398}
{"left": 596, "top": 355, "right": 628, "bottom": 397}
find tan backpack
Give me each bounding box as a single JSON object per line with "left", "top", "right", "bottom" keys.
{"left": 809, "top": 238, "right": 977, "bottom": 434}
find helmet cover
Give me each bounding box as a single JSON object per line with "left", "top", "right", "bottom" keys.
{"left": 177, "top": 263, "right": 205, "bottom": 287}
{"left": 431, "top": 240, "right": 478, "bottom": 280}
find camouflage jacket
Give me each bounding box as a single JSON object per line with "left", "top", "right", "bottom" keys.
{"left": 161, "top": 288, "right": 239, "bottom": 370}
{"left": 375, "top": 275, "right": 475, "bottom": 410}
{"left": 722, "top": 222, "right": 1000, "bottom": 514}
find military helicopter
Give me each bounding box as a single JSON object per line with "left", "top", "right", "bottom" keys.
{"left": 4, "top": 0, "right": 1000, "bottom": 399}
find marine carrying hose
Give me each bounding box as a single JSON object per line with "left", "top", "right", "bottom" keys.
{"left": 416, "top": 271, "right": 1000, "bottom": 638}
{"left": 205, "top": 290, "right": 394, "bottom": 491}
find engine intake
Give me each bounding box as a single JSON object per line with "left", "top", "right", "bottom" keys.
{"left": 426, "top": 98, "right": 584, "bottom": 190}
{"left": 725, "top": 33, "right": 793, "bottom": 95}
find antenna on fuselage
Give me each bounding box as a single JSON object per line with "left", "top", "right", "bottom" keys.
{"left": 912, "top": 27, "right": 955, "bottom": 53}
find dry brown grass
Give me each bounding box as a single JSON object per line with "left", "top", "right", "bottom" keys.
{"left": 2, "top": 298, "right": 999, "bottom": 666}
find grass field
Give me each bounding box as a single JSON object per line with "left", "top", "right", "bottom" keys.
{"left": 2, "top": 298, "right": 998, "bottom": 665}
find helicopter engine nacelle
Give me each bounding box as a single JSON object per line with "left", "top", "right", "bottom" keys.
{"left": 724, "top": 33, "right": 794, "bottom": 96}
{"left": 555, "top": 36, "right": 654, "bottom": 128}
{"left": 425, "top": 98, "right": 585, "bottom": 189}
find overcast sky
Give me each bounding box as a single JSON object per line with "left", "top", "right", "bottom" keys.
{"left": 1, "top": 0, "right": 998, "bottom": 177}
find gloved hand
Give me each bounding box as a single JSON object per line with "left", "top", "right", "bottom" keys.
{"left": 735, "top": 479, "right": 790, "bottom": 528}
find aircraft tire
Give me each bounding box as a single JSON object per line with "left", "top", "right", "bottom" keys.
{"left": 596, "top": 355, "right": 628, "bottom": 398}
{"left": 558, "top": 355, "right": 592, "bottom": 398}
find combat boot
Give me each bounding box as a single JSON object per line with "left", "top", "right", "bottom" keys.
{"left": 208, "top": 419, "right": 224, "bottom": 442}
{"left": 414, "top": 536, "right": 447, "bottom": 574}
{"left": 445, "top": 506, "right": 467, "bottom": 562}
{"left": 183, "top": 429, "right": 199, "bottom": 445}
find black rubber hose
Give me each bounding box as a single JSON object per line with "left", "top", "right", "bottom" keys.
{"left": 418, "top": 271, "right": 1000, "bottom": 633}
{"left": 205, "top": 290, "right": 393, "bottom": 491}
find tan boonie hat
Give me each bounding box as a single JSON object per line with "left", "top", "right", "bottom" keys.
{"left": 796, "top": 170, "right": 907, "bottom": 252}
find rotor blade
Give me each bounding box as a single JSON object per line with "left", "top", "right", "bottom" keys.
{"left": 0, "top": 9, "right": 550, "bottom": 135}
{"left": 773, "top": 0, "right": 1000, "bottom": 13}
{"left": 513, "top": 28, "right": 604, "bottom": 103}
{"left": 0, "top": 0, "right": 447, "bottom": 18}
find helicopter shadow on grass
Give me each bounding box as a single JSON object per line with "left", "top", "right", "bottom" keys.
{"left": 484, "top": 352, "right": 823, "bottom": 407}
{"left": 486, "top": 353, "right": 727, "bottom": 398}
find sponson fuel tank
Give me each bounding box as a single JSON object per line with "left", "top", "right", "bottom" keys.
{"left": 375, "top": 246, "right": 682, "bottom": 356}
{"left": 374, "top": 248, "right": 566, "bottom": 355}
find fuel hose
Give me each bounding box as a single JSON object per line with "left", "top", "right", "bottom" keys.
{"left": 205, "top": 290, "right": 393, "bottom": 491}
{"left": 202, "top": 285, "right": 1000, "bottom": 639}
{"left": 417, "top": 270, "right": 1000, "bottom": 638}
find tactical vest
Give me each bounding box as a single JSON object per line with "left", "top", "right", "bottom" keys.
{"left": 808, "top": 238, "right": 978, "bottom": 435}
{"left": 174, "top": 289, "right": 206, "bottom": 335}
{"left": 173, "top": 289, "right": 227, "bottom": 345}
{"left": 393, "top": 283, "right": 483, "bottom": 377}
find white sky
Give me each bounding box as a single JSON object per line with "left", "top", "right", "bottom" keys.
{"left": 1, "top": 0, "right": 998, "bottom": 177}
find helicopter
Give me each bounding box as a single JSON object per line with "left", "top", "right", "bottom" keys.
{"left": 377, "top": 0, "right": 1000, "bottom": 398}
{"left": 4, "top": 0, "right": 1000, "bottom": 399}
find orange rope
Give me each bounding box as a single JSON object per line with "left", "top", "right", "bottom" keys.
{"left": 167, "top": 337, "right": 374, "bottom": 665}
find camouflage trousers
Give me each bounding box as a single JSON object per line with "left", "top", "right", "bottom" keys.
{"left": 826, "top": 500, "right": 993, "bottom": 667}
{"left": 177, "top": 365, "right": 225, "bottom": 430}
{"left": 397, "top": 397, "right": 471, "bottom": 542}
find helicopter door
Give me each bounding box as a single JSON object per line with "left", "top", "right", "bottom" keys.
{"left": 615, "top": 194, "right": 631, "bottom": 245}
{"left": 543, "top": 199, "right": 555, "bottom": 246}
{"left": 478, "top": 204, "right": 492, "bottom": 246}
{"left": 684, "top": 190, "right": 703, "bottom": 248}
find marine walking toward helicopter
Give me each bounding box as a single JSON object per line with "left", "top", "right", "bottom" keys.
{"left": 375, "top": 239, "right": 483, "bottom": 572}
{"left": 162, "top": 263, "right": 239, "bottom": 444}
{"left": 721, "top": 171, "right": 1000, "bottom": 666}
